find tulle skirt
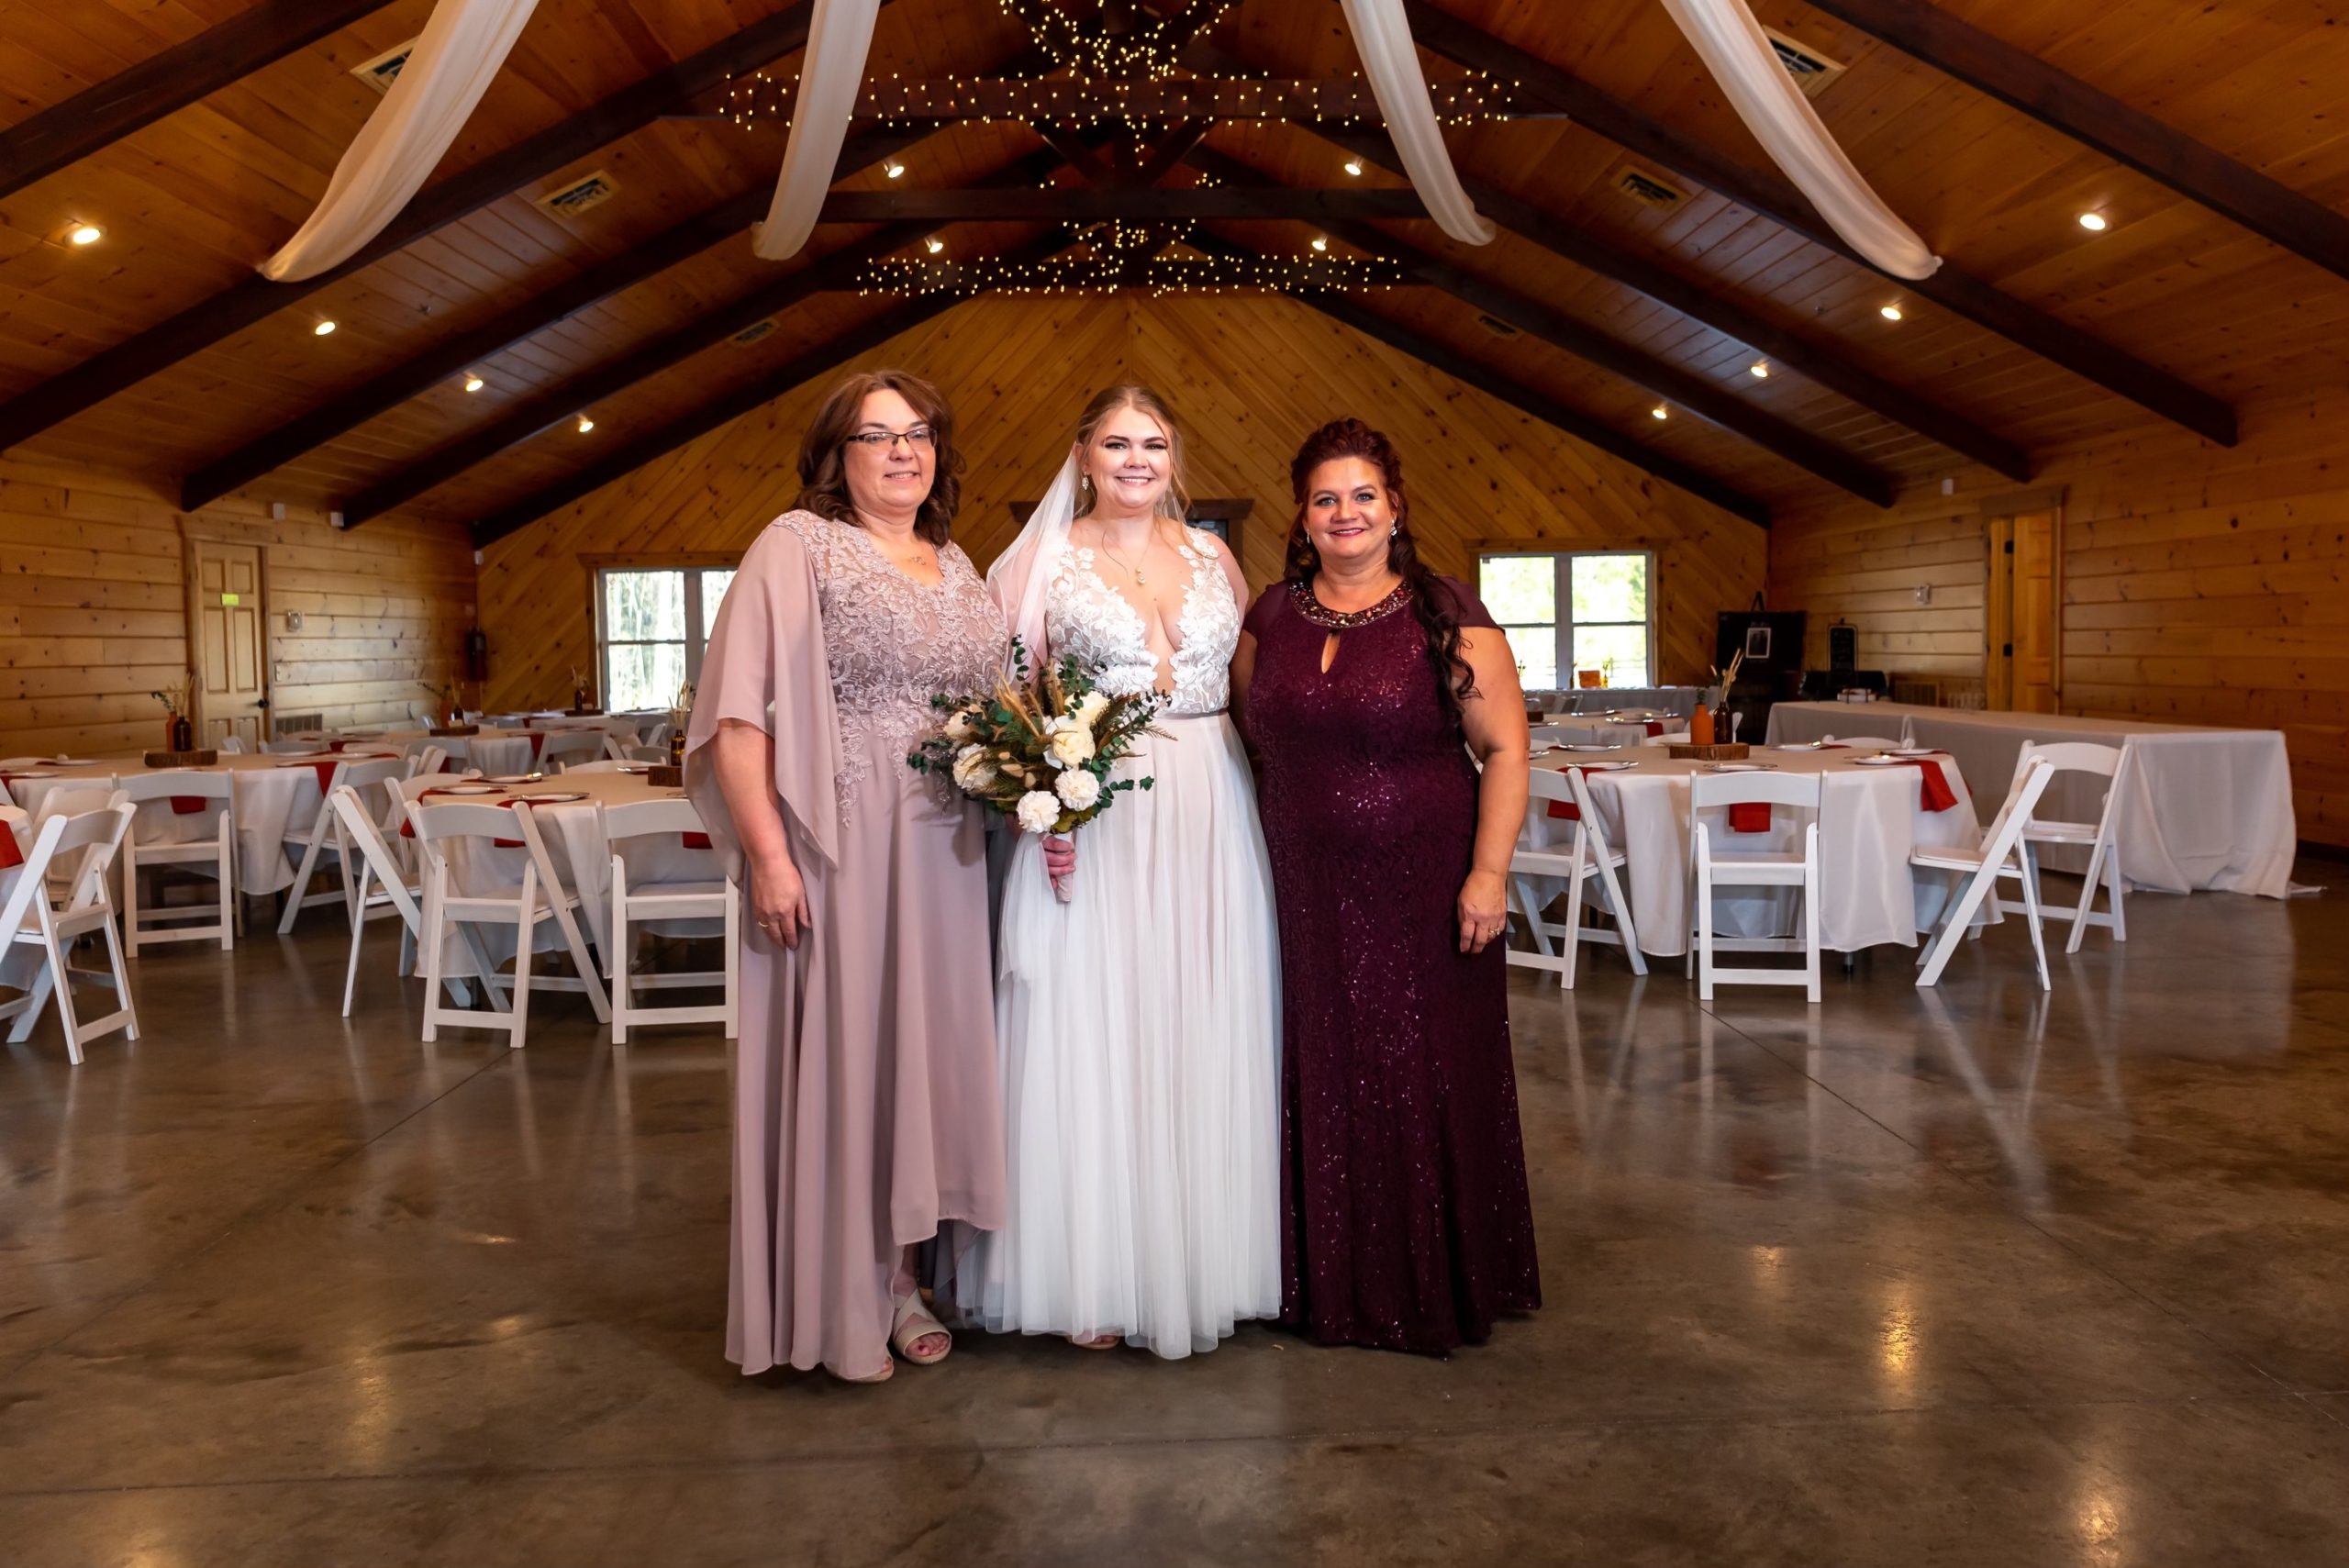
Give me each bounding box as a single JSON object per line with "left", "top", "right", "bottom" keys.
{"left": 957, "top": 711, "right": 1283, "bottom": 1357}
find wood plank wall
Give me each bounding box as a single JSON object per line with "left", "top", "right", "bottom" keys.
{"left": 0, "top": 453, "right": 476, "bottom": 756}
{"left": 477, "top": 293, "right": 1764, "bottom": 709}
{"left": 1766, "top": 386, "right": 2349, "bottom": 849}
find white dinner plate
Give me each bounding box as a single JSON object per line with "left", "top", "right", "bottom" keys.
{"left": 483, "top": 773, "right": 545, "bottom": 784}
{"left": 1887, "top": 747, "right": 1937, "bottom": 758}
{"left": 1705, "top": 762, "right": 1778, "bottom": 773}
{"left": 273, "top": 760, "right": 330, "bottom": 768}
{"left": 431, "top": 784, "right": 503, "bottom": 795}
{"left": 1564, "top": 743, "right": 1621, "bottom": 752}
{"left": 1526, "top": 744, "right": 1556, "bottom": 758}
{"left": 515, "top": 791, "right": 587, "bottom": 805}
{"left": 1774, "top": 741, "right": 1825, "bottom": 751}
{"left": 48, "top": 758, "right": 95, "bottom": 767}
{"left": 617, "top": 763, "right": 656, "bottom": 773}
{"left": 1573, "top": 760, "right": 1639, "bottom": 772}
{"left": 1850, "top": 755, "right": 1907, "bottom": 767}
{"left": 5, "top": 770, "right": 55, "bottom": 780}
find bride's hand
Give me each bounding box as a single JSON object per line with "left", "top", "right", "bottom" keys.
{"left": 1041, "top": 833, "right": 1075, "bottom": 893}
{"left": 1457, "top": 869, "right": 1508, "bottom": 954}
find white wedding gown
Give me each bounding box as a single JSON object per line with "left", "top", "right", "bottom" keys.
{"left": 957, "top": 531, "right": 1283, "bottom": 1357}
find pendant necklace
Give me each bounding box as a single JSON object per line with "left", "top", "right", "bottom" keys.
{"left": 1098, "top": 528, "right": 1149, "bottom": 585}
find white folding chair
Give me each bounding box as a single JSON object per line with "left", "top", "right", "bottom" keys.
{"left": 1507, "top": 767, "right": 1644, "bottom": 989}
{"left": 603, "top": 798, "right": 738, "bottom": 1044}
{"left": 1687, "top": 770, "right": 1823, "bottom": 1004}
{"left": 624, "top": 743, "right": 670, "bottom": 764}
{"left": 326, "top": 784, "right": 508, "bottom": 1020}
{"left": 1912, "top": 758, "right": 2059, "bottom": 990}
{"left": 408, "top": 800, "right": 609, "bottom": 1047}
{"left": 277, "top": 755, "right": 408, "bottom": 933}
{"left": 0, "top": 804, "right": 139, "bottom": 1062}
{"left": 117, "top": 772, "right": 237, "bottom": 952}
{"left": 537, "top": 730, "right": 606, "bottom": 773}
{"left": 405, "top": 743, "right": 451, "bottom": 779}
{"left": 640, "top": 722, "right": 672, "bottom": 751}
{"left": 1998, "top": 740, "right": 2130, "bottom": 954}
{"left": 216, "top": 735, "right": 249, "bottom": 754}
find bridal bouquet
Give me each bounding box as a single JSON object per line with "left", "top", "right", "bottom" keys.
{"left": 907, "top": 639, "right": 1161, "bottom": 835}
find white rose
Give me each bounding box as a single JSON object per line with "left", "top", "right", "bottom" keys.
{"left": 1045, "top": 724, "right": 1097, "bottom": 769}
{"left": 950, "top": 744, "right": 993, "bottom": 792}
{"left": 1014, "top": 790, "right": 1061, "bottom": 835}
{"left": 1053, "top": 768, "right": 1101, "bottom": 812}
{"left": 1074, "top": 690, "right": 1110, "bottom": 728}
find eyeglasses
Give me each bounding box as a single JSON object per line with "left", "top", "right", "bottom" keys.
{"left": 844, "top": 426, "right": 934, "bottom": 450}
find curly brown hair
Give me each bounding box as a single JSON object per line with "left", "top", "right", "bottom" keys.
{"left": 1286, "top": 417, "right": 1477, "bottom": 719}
{"left": 795, "top": 369, "right": 964, "bottom": 545}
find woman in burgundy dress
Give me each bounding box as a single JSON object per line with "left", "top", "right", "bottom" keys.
{"left": 1232, "top": 417, "right": 1537, "bottom": 1353}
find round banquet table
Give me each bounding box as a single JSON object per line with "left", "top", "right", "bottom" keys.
{"left": 2, "top": 751, "right": 407, "bottom": 896}
{"left": 1529, "top": 747, "right": 1983, "bottom": 956}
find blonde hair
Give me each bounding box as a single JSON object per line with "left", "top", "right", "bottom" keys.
{"left": 1073, "top": 384, "right": 1192, "bottom": 535}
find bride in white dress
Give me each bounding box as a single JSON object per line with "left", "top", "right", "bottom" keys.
{"left": 957, "top": 384, "right": 1282, "bottom": 1358}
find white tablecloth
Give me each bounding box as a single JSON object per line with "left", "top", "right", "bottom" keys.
{"left": 3, "top": 752, "right": 402, "bottom": 895}
{"left": 1530, "top": 686, "right": 1707, "bottom": 718}
{"left": 1764, "top": 702, "right": 2296, "bottom": 898}
{"left": 1531, "top": 751, "right": 1982, "bottom": 956}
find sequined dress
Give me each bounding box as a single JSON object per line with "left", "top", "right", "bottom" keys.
{"left": 1240, "top": 575, "right": 1540, "bottom": 1352}
{"left": 685, "top": 509, "right": 1009, "bottom": 1380}
{"left": 954, "top": 531, "right": 1284, "bottom": 1357}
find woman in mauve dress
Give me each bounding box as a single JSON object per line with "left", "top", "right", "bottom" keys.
{"left": 1232, "top": 417, "right": 1539, "bottom": 1354}
{"left": 688, "top": 369, "right": 1062, "bottom": 1384}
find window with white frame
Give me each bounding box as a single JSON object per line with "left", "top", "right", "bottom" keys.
{"left": 1477, "top": 550, "right": 1653, "bottom": 691}
{"left": 597, "top": 565, "right": 737, "bottom": 712}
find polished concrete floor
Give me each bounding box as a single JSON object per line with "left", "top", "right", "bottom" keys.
{"left": 4, "top": 862, "right": 2347, "bottom": 1567}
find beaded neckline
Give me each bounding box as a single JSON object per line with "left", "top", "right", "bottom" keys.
{"left": 1289, "top": 577, "right": 1411, "bottom": 630}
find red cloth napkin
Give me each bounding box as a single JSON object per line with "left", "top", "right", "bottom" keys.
{"left": 306, "top": 761, "right": 339, "bottom": 793}
{"left": 0, "top": 821, "right": 21, "bottom": 870}
{"left": 1886, "top": 755, "right": 1960, "bottom": 813}
{"left": 328, "top": 740, "right": 348, "bottom": 752}
{"left": 527, "top": 733, "right": 547, "bottom": 760}
{"left": 1729, "top": 803, "right": 1773, "bottom": 833}
{"left": 1644, "top": 721, "right": 1664, "bottom": 738}
{"left": 683, "top": 831, "right": 713, "bottom": 850}
{"left": 171, "top": 795, "right": 209, "bottom": 815}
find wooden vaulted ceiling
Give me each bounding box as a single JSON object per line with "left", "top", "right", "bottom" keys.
{"left": 1, "top": 0, "right": 2345, "bottom": 540}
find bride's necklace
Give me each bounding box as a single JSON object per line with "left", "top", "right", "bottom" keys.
{"left": 1093, "top": 522, "right": 1152, "bottom": 585}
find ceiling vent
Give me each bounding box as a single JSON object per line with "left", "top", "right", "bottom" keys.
{"left": 1765, "top": 28, "right": 1848, "bottom": 98}
{"left": 1616, "top": 168, "right": 1686, "bottom": 208}
{"left": 350, "top": 39, "right": 417, "bottom": 95}
{"left": 538, "top": 171, "right": 619, "bottom": 219}
{"left": 730, "top": 319, "right": 778, "bottom": 348}
{"left": 1475, "top": 314, "right": 1520, "bottom": 339}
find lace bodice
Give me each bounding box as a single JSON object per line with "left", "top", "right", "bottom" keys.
{"left": 779, "top": 511, "right": 1007, "bottom": 807}
{"left": 1044, "top": 531, "right": 1237, "bottom": 716}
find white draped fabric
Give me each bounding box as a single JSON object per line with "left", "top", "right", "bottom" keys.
{"left": 1337, "top": 0, "right": 1494, "bottom": 246}
{"left": 750, "top": 0, "right": 884, "bottom": 261}
{"left": 984, "top": 452, "right": 1082, "bottom": 667}
{"left": 1658, "top": 0, "right": 1940, "bottom": 280}
{"left": 261, "top": 0, "right": 540, "bottom": 283}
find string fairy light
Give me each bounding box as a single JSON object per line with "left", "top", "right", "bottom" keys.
{"left": 859, "top": 250, "right": 1404, "bottom": 298}
{"left": 723, "top": 71, "right": 1519, "bottom": 129}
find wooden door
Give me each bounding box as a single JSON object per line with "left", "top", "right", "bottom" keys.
{"left": 192, "top": 540, "right": 267, "bottom": 747}
{"left": 1985, "top": 512, "right": 2056, "bottom": 713}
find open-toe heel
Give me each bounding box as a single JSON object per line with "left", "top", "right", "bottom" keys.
{"left": 892, "top": 1292, "right": 952, "bottom": 1367}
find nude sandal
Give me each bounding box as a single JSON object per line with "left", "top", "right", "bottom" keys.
{"left": 892, "top": 1292, "right": 952, "bottom": 1367}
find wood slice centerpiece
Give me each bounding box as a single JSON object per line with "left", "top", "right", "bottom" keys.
{"left": 429, "top": 724, "right": 480, "bottom": 737}
{"left": 1665, "top": 742, "right": 1751, "bottom": 762}
{"left": 647, "top": 763, "right": 683, "bottom": 787}
{"left": 142, "top": 749, "right": 219, "bottom": 767}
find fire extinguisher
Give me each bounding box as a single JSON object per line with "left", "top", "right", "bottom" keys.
{"left": 464, "top": 628, "right": 489, "bottom": 684}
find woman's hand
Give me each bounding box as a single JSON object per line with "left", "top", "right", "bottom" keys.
{"left": 1457, "top": 868, "right": 1508, "bottom": 954}
{"left": 750, "top": 851, "right": 811, "bottom": 950}
{"left": 1042, "top": 833, "right": 1075, "bottom": 895}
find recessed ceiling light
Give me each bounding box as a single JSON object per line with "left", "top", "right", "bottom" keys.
{"left": 1310, "top": 236, "right": 1330, "bottom": 252}
{"left": 1342, "top": 159, "right": 1364, "bottom": 177}
{"left": 313, "top": 319, "right": 338, "bottom": 336}
{"left": 884, "top": 161, "right": 906, "bottom": 180}
{"left": 463, "top": 374, "right": 484, "bottom": 393}
{"left": 576, "top": 415, "right": 595, "bottom": 434}
{"left": 67, "top": 223, "right": 103, "bottom": 246}
{"left": 2077, "top": 211, "right": 2109, "bottom": 231}
{"left": 1651, "top": 405, "right": 1669, "bottom": 420}
{"left": 1879, "top": 304, "right": 1903, "bottom": 322}
{"left": 1750, "top": 361, "right": 1770, "bottom": 378}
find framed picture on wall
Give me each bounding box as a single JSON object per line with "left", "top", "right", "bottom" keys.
{"left": 1743, "top": 624, "right": 1773, "bottom": 662}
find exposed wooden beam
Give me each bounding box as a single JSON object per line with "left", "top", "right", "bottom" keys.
{"left": 1402, "top": 0, "right": 2237, "bottom": 447}
{"left": 814, "top": 187, "right": 1429, "bottom": 220}
{"left": 180, "top": 124, "right": 940, "bottom": 510}
{"left": 1186, "top": 235, "right": 1768, "bottom": 527}
{"left": 1186, "top": 149, "right": 1897, "bottom": 506}
{"left": 340, "top": 150, "right": 1070, "bottom": 527}
{"left": 1307, "top": 125, "right": 2032, "bottom": 482}
{"left": 1802, "top": 0, "right": 2349, "bottom": 285}
{"left": 0, "top": 1, "right": 835, "bottom": 455}
{"left": 468, "top": 229, "right": 1080, "bottom": 548}
{"left": 0, "top": 0, "right": 395, "bottom": 199}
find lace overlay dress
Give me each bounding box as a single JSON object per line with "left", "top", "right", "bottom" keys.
{"left": 954, "top": 532, "right": 1284, "bottom": 1357}
{"left": 685, "top": 509, "right": 1009, "bottom": 1379}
